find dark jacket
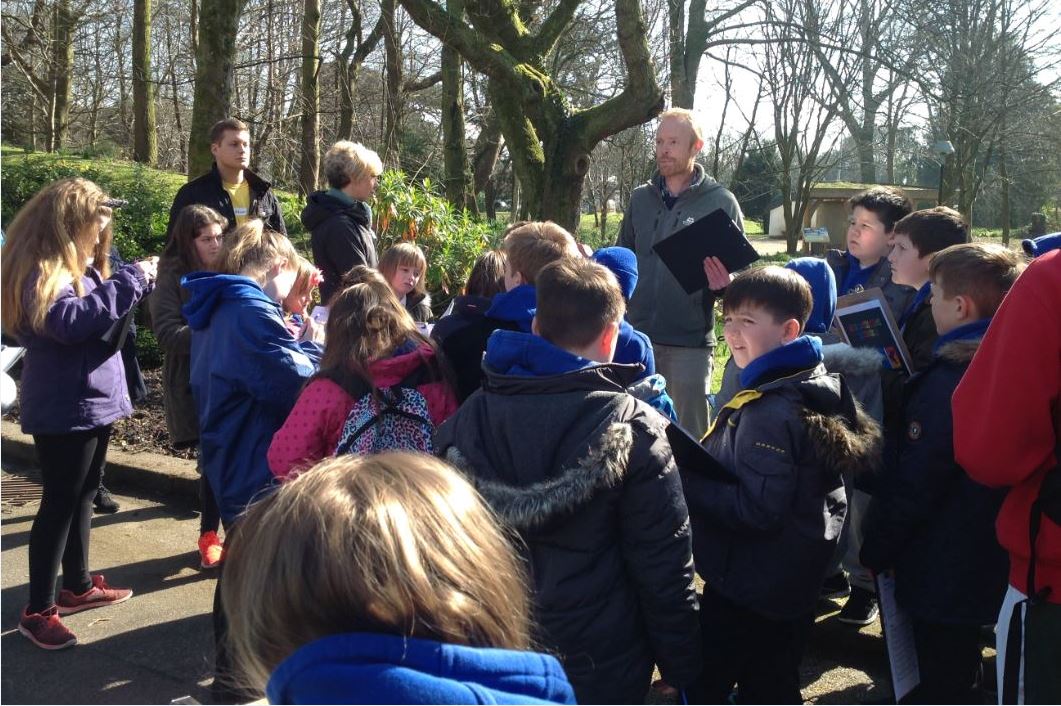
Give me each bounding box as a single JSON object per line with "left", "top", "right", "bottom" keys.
{"left": 149, "top": 261, "right": 199, "bottom": 445}
{"left": 405, "top": 291, "right": 433, "bottom": 322}
{"left": 182, "top": 272, "right": 320, "bottom": 525}
{"left": 618, "top": 165, "right": 743, "bottom": 348}
{"left": 266, "top": 633, "right": 576, "bottom": 705}
{"left": 686, "top": 336, "right": 881, "bottom": 620}
{"left": 167, "top": 164, "right": 286, "bottom": 239}
{"left": 434, "top": 331, "right": 702, "bottom": 704}
{"left": 882, "top": 289, "right": 938, "bottom": 436}
{"left": 302, "top": 190, "right": 377, "bottom": 303}
{"left": 16, "top": 264, "right": 151, "bottom": 435}
{"left": 825, "top": 249, "right": 914, "bottom": 320}
{"left": 431, "top": 295, "right": 517, "bottom": 402}
{"left": 861, "top": 325, "right": 1009, "bottom": 625}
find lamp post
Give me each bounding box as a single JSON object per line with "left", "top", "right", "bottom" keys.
{"left": 933, "top": 140, "right": 955, "bottom": 206}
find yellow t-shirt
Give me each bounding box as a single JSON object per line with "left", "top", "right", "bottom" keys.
{"left": 223, "top": 180, "right": 251, "bottom": 226}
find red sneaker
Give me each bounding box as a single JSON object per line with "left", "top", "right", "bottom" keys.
{"left": 56, "top": 575, "right": 133, "bottom": 615}
{"left": 198, "top": 531, "right": 224, "bottom": 569}
{"left": 19, "top": 606, "right": 77, "bottom": 650}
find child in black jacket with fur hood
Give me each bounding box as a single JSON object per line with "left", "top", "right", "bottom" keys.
{"left": 682, "top": 266, "right": 880, "bottom": 704}
{"left": 434, "top": 256, "right": 701, "bottom": 705}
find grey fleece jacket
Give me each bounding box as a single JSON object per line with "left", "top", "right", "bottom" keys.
{"left": 617, "top": 164, "right": 744, "bottom": 348}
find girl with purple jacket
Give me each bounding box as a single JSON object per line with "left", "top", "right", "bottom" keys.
{"left": 1, "top": 178, "right": 158, "bottom": 650}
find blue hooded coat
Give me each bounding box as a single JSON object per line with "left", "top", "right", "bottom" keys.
{"left": 266, "top": 633, "right": 576, "bottom": 704}
{"left": 182, "top": 272, "right": 320, "bottom": 525}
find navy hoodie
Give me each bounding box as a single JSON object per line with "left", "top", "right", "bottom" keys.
{"left": 182, "top": 272, "right": 321, "bottom": 525}
{"left": 266, "top": 633, "right": 575, "bottom": 704}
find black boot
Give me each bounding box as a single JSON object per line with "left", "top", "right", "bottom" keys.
{"left": 93, "top": 484, "right": 120, "bottom": 514}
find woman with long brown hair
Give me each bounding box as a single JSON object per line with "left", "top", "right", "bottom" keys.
{"left": 1, "top": 178, "right": 157, "bottom": 649}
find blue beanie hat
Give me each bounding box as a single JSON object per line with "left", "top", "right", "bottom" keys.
{"left": 1022, "top": 233, "right": 1061, "bottom": 258}
{"left": 591, "top": 247, "right": 638, "bottom": 301}
{"left": 784, "top": 257, "right": 837, "bottom": 335}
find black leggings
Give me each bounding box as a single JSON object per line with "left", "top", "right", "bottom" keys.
{"left": 28, "top": 426, "right": 112, "bottom": 613}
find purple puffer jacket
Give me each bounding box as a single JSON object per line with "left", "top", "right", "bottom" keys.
{"left": 16, "top": 264, "right": 150, "bottom": 435}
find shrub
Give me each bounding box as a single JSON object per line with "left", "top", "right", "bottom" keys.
{"left": 372, "top": 171, "right": 505, "bottom": 312}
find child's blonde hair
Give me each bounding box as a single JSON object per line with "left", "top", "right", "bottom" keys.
{"left": 218, "top": 219, "right": 299, "bottom": 283}
{"left": 378, "top": 242, "right": 428, "bottom": 300}
{"left": 502, "top": 221, "right": 578, "bottom": 285}
{"left": 221, "top": 452, "right": 533, "bottom": 695}
{"left": 286, "top": 256, "right": 320, "bottom": 308}
{"left": 2, "top": 178, "right": 115, "bottom": 335}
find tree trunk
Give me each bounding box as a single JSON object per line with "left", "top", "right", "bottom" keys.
{"left": 441, "top": 0, "right": 475, "bottom": 212}
{"left": 48, "top": 0, "right": 76, "bottom": 152}
{"left": 298, "top": 0, "right": 321, "bottom": 195}
{"left": 133, "top": 0, "right": 157, "bottom": 164}
{"left": 188, "top": 0, "right": 247, "bottom": 177}
{"left": 668, "top": 0, "right": 692, "bottom": 109}
{"left": 471, "top": 109, "right": 503, "bottom": 195}
{"left": 381, "top": 0, "right": 402, "bottom": 165}
{"left": 855, "top": 124, "right": 875, "bottom": 184}
{"left": 399, "top": 0, "right": 663, "bottom": 232}
{"left": 999, "top": 147, "right": 1010, "bottom": 245}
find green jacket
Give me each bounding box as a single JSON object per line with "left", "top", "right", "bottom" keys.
{"left": 617, "top": 165, "right": 743, "bottom": 348}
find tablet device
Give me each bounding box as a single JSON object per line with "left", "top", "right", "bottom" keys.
{"left": 652, "top": 209, "right": 760, "bottom": 294}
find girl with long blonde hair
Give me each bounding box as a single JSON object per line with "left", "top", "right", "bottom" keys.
{"left": 221, "top": 452, "right": 575, "bottom": 704}
{"left": 1, "top": 178, "right": 158, "bottom": 650}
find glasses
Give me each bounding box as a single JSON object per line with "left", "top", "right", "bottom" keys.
{"left": 197, "top": 235, "right": 225, "bottom": 245}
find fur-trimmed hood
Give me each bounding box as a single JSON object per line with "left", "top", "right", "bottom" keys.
{"left": 936, "top": 337, "right": 981, "bottom": 365}
{"left": 446, "top": 422, "right": 634, "bottom": 530}
{"left": 801, "top": 397, "right": 882, "bottom": 476}
{"left": 758, "top": 363, "right": 882, "bottom": 476}
{"left": 821, "top": 342, "right": 884, "bottom": 377}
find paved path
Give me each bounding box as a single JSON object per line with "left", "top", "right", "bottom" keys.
{"left": 2, "top": 478, "right": 215, "bottom": 705}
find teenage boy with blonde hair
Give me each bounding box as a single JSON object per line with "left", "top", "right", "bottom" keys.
{"left": 862, "top": 243, "right": 1024, "bottom": 703}
{"left": 435, "top": 258, "right": 701, "bottom": 704}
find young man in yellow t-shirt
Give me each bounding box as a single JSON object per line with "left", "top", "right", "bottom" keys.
{"left": 167, "top": 118, "right": 287, "bottom": 239}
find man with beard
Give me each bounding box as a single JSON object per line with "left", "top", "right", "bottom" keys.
{"left": 617, "top": 108, "right": 744, "bottom": 437}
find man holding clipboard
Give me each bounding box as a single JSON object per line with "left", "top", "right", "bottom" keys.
{"left": 617, "top": 108, "right": 745, "bottom": 437}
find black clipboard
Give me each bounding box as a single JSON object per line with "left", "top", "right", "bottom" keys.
{"left": 652, "top": 209, "right": 760, "bottom": 294}
{"left": 666, "top": 422, "right": 736, "bottom": 484}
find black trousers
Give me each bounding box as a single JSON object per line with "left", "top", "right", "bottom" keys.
{"left": 28, "top": 426, "right": 112, "bottom": 612}
{"left": 199, "top": 470, "right": 221, "bottom": 535}
{"left": 690, "top": 586, "right": 813, "bottom": 704}
{"left": 903, "top": 620, "right": 982, "bottom": 704}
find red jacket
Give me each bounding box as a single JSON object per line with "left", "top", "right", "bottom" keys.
{"left": 952, "top": 249, "right": 1061, "bottom": 602}
{"left": 268, "top": 342, "right": 458, "bottom": 480}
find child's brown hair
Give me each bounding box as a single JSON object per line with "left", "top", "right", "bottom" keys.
{"left": 929, "top": 243, "right": 1025, "bottom": 319}
{"left": 220, "top": 452, "right": 533, "bottom": 696}
{"left": 465, "top": 250, "right": 507, "bottom": 299}
{"left": 893, "top": 207, "right": 969, "bottom": 257}
{"left": 534, "top": 258, "right": 625, "bottom": 349}
{"left": 847, "top": 186, "right": 914, "bottom": 233}
{"left": 162, "top": 204, "right": 228, "bottom": 273}
{"left": 316, "top": 269, "right": 442, "bottom": 393}
{"left": 502, "top": 221, "right": 578, "bottom": 285}
{"left": 723, "top": 266, "right": 814, "bottom": 330}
